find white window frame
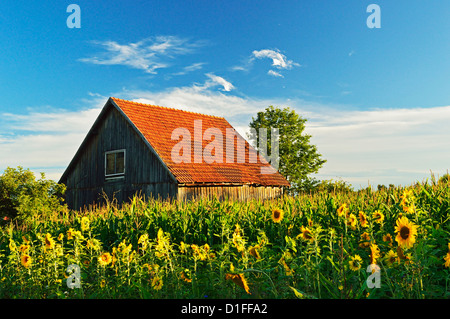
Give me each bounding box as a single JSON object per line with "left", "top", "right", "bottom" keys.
{"left": 105, "top": 149, "right": 126, "bottom": 179}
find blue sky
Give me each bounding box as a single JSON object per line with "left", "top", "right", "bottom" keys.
{"left": 0, "top": 1, "right": 449, "bottom": 188}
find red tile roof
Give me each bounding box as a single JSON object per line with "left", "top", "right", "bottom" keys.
{"left": 111, "top": 97, "right": 290, "bottom": 187}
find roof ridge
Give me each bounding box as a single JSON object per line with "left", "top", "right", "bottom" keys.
{"left": 110, "top": 97, "right": 225, "bottom": 119}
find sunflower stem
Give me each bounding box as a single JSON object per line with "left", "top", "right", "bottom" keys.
{"left": 243, "top": 268, "right": 278, "bottom": 297}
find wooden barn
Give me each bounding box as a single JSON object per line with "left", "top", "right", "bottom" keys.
{"left": 59, "top": 97, "right": 290, "bottom": 210}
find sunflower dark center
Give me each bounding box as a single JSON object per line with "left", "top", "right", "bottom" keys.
{"left": 274, "top": 211, "right": 280, "bottom": 219}
{"left": 400, "top": 226, "right": 410, "bottom": 240}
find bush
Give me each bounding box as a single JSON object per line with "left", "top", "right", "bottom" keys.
{"left": 0, "top": 166, "right": 66, "bottom": 223}
{"left": 310, "top": 178, "right": 354, "bottom": 194}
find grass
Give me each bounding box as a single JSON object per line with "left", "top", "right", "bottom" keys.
{"left": 1, "top": 176, "right": 450, "bottom": 299}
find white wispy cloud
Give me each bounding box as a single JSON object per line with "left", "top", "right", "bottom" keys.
{"left": 268, "top": 70, "right": 284, "bottom": 78}
{"left": 252, "top": 49, "right": 300, "bottom": 70}
{"left": 232, "top": 48, "right": 299, "bottom": 77}
{"left": 203, "top": 73, "right": 235, "bottom": 92}
{"left": 79, "top": 36, "right": 205, "bottom": 74}
{"left": 230, "top": 65, "right": 248, "bottom": 72}
{"left": 187, "top": 73, "right": 235, "bottom": 92}
{"left": 171, "top": 62, "right": 205, "bottom": 76}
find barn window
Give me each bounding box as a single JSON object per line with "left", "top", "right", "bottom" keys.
{"left": 105, "top": 149, "right": 125, "bottom": 178}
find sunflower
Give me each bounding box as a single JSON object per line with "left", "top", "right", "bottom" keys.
{"left": 400, "top": 188, "right": 415, "bottom": 206}
{"left": 180, "top": 269, "right": 192, "bottom": 283}
{"left": 444, "top": 243, "right": 450, "bottom": 268}
{"left": 81, "top": 216, "right": 90, "bottom": 232}
{"left": 299, "top": 226, "right": 314, "bottom": 241}
{"left": 157, "top": 228, "right": 164, "bottom": 242}
{"left": 271, "top": 208, "right": 284, "bottom": 223}
{"left": 225, "top": 273, "right": 251, "bottom": 294}
{"left": 232, "top": 232, "right": 246, "bottom": 252}
{"left": 66, "top": 228, "right": 83, "bottom": 241}
{"left": 179, "top": 241, "right": 189, "bottom": 254}
{"left": 248, "top": 245, "right": 261, "bottom": 259}
{"left": 394, "top": 216, "right": 418, "bottom": 248}
{"left": 384, "top": 250, "right": 398, "bottom": 267}
{"left": 144, "top": 263, "right": 160, "bottom": 276}
{"left": 358, "top": 211, "right": 368, "bottom": 228}
{"left": 382, "top": 233, "right": 393, "bottom": 246}
{"left": 19, "top": 244, "right": 30, "bottom": 254}
{"left": 348, "top": 255, "right": 363, "bottom": 271}
{"left": 74, "top": 230, "right": 84, "bottom": 241}
{"left": 346, "top": 213, "right": 357, "bottom": 230}
{"left": 118, "top": 240, "right": 132, "bottom": 255}
{"left": 98, "top": 252, "right": 112, "bottom": 266}
{"left": 67, "top": 228, "right": 75, "bottom": 240}
{"left": 372, "top": 211, "right": 385, "bottom": 224}
{"left": 44, "top": 233, "right": 55, "bottom": 250}
{"left": 234, "top": 224, "right": 242, "bottom": 236}
{"left": 369, "top": 243, "right": 380, "bottom": 265}
{"left": 86, "top": 239, "right": 100, "bottom": 250}
{"left": 279, "top": 258, "right": 294, "bottom": 276}
{"left": 138, "top": 234, "right": 149, "bottom": 251}
{"left": 191, "top": 244, "right": 207, "bottom": 261}
{"left": 151, "top": 276, "right": 163, "bottom": 291}
{"left": 21, "top": 254, "right": 32, "bottom": 268}
{"left": 402, "top": 205, "right": 415, "bottom": 214}
{"left": 444, "top": 252, "right": 450, "bottom": 268}
{"left": 337, "top": 203, "right": 349, "bottom": 217}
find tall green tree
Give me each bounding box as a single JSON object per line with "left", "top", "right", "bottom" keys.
{"left": 0, "top": 166, "right": 66, "bottom": 223}
{"left": 248, "top": 106, "right": 326, "bottom": 193}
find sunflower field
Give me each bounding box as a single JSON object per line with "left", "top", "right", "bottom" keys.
{"left": 1, "top": 176, "right": 450, "bottom": 299}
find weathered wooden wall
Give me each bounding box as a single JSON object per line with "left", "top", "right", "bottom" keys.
{"left": 63, "top": 105, "right": 177, "bottom": 210}
{"left": 177, "top": 184, "right": 283, "bottom": 202}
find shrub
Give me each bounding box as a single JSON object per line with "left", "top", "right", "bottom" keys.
{"left": 0, "top": 166, "right": 66, "bottom": 223}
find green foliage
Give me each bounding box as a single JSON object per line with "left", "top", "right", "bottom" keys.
{"left": 0, "top": 166, "right": 66, "bottom": 223}
{"left": 310, "top": 179, "right": 354, "bottom": 194}
{"left": 0, "top": 176, "right": 450, "bottom": 299}
{"left": 248, "top": 105, "right": 326, "bottom": 194}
